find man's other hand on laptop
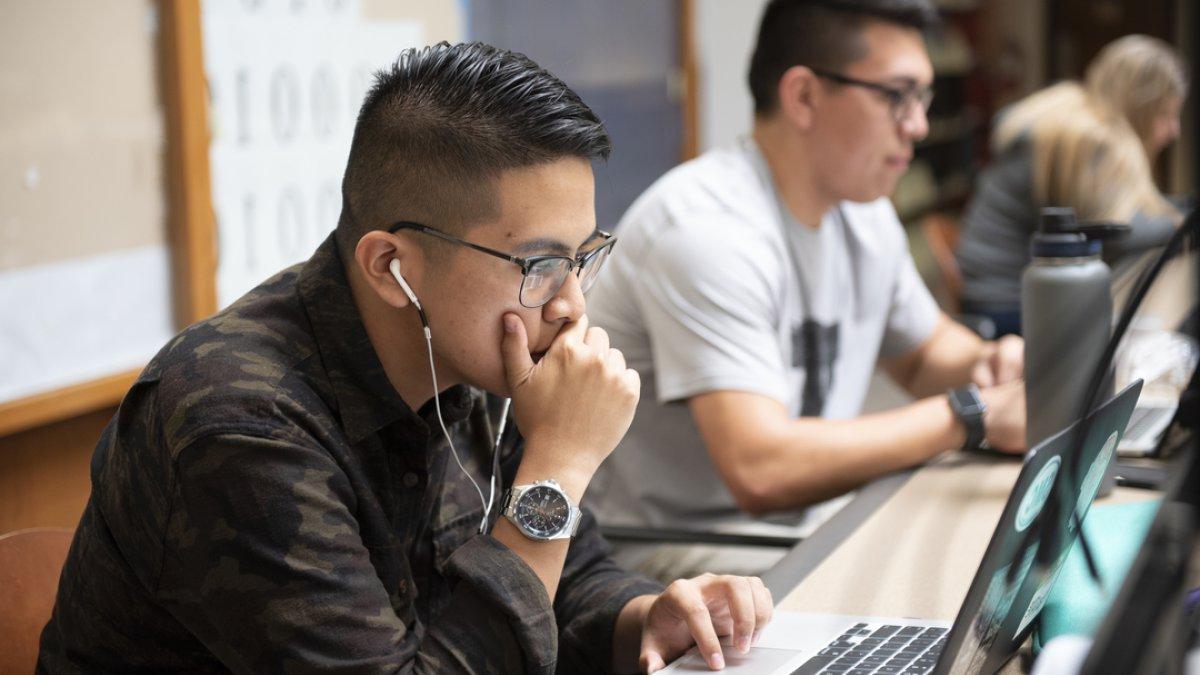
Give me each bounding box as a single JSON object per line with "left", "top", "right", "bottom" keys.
{"left": 981, "top": 381, "right": 1027, "bottom": 454}
{"left": 972, "top": 334, "right": 1024, "bottom": 387}
{"left": 634, "top": 573, "right": 774, "bottom": 672}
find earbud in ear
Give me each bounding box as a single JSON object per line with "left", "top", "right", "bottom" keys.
{"left": 388, "top": 259, "right": 421, "bottom": 309}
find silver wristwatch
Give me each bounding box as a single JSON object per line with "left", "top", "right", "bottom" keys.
{"left": 500, "top": 479, "right": 582, "bottom": 541}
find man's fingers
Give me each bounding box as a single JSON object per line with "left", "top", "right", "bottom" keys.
{"left": 971, "top": 360, "right": 995, "bottom": 388}
{"left": 607, "top": 347, "right": 627, "bottom": 372}
{"left": 557, "top": 313, "right": 590, "bottom": 346}
{"left": 749, "top": 577, "right": 773, "bottom": 644}
{"left": 640, "top": 649, "right": 667, "bottom": 674}
{"left": 995, "top": 335, "right": 1024, "bottom": 383}
{"left": 622, "top": 368, "right": 641, "bottom": 393}
{"left": 668, "top": 580, "right": 725, "bottom": 670}
{"left": 716, "top": 576, "right": 758, "bottom": 654}
{"left": 500, "top": 314, "right": 534, "bottom": 388}
{"left": 995, "top": 360, "right": 1020, "bottom": 385}
{"left": 585, "top": 325, "right": 610, "bottom": 354}
{"left": 982, "top": 381, "right": 1028, "bottom": 454}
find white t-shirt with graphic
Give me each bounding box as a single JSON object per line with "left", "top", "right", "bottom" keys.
{"left": 586, "top": 137, "right": 940, "bottom": 534}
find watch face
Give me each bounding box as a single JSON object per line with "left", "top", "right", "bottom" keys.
{"left": 515, "top": 485, "right": 570, "bottom": 537}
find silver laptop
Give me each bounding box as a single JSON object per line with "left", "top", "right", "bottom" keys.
{"left": 664, "top": 381, "right": 1142, "bottom": 675}
{"left": 1116, "top": 395, "right": 1176, "bottom": 456}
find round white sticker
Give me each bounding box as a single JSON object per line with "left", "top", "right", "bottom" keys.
{"left": 1075, "top": 430, "right": 1119, "bottom": 524}
{"left": 1016, "top": 565, "right": 1062, "bottom": 635}
{"left": 1016, "top": 456, "right": 1061, "bottom": 532}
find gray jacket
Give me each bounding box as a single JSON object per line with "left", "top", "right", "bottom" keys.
{"left": 956, "top": 139, "right": 1176, "bottom": 309}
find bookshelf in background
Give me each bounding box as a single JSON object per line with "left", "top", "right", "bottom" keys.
{"left": 895, "top": 0, "right": 993, "bottom": 312}
{"left": 893, "top": 0, "right": 989, "bottom": 224}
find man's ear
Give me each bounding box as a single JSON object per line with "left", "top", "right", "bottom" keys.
{"left": 355, "top": 230, "right": 423, "bottom": 310}
{"left": 776, "top": 65, "right": 820, "bottom": 131}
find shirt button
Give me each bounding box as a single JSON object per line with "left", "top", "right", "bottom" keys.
{"left": 402, "top": 472, "right": 420, "bottom": 488}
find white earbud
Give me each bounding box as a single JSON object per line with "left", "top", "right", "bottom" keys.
{"left": 388, "top": 259, "right": 422, "bottom": 310}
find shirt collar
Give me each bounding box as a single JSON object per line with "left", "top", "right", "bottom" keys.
{"left": 297, "top": 234, "right": 474, "bottom": 445}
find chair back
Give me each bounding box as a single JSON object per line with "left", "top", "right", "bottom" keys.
{"left": 0, "top": 528, "right": 73, "bottom": 674}
{"left": 920, "top": 212, "right": 964, "bottom": 313}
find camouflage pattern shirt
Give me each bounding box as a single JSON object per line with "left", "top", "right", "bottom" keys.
{"left": 38, "top": 235, "right": 662, "bottom": 673}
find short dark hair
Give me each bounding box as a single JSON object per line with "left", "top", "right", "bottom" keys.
{"left": 337, "top": 41, "right": 610, "bottom": 259}
{"left": 748, "top": 0, "right": 939, "bottom": 114}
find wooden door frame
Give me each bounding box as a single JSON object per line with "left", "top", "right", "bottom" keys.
{"left": 679, "top": 0, "right": 699, "bottom": 161}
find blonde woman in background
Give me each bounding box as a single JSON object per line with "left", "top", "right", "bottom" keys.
{"left": 956, "top": 35, "right": 1188, "bottom": 336}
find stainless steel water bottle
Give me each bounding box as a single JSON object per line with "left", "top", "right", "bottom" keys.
{"left": 1021, "top": 208, "right": 1114, "bottom": 470}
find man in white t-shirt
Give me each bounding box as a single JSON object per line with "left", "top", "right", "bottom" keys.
{"left": 587, "top": 0, "right": 1027, "bottom": 576}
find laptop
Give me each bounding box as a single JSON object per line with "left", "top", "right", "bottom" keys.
{"left": 663, "top": 380, "right": 1143, "bottom": 675}
{"left": 1115, "top": 395, "right": 1177, "bottom": 456}
{"left": 1081, "top": 386, "right": 1198, "bottom": 674}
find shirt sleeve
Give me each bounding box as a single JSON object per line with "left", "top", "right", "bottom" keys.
{"left": 553, "top": 510, "right": 664, "bottom": 673}
{"left": 155, "top": 432, "right": 561, "bottom": 674}
{"left": 877, "top": 208, "right": 941, "bottom": 358}
{"left": 636, "top": 216, "right": 791, "bottom": 405}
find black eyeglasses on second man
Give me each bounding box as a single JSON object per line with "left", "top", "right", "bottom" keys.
{"left": 809, "top": 67, "right": 934, "bottom": 123}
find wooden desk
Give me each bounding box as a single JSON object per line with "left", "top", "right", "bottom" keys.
{"left": 764, "top": 454, "right": 1156, "bottom": 620}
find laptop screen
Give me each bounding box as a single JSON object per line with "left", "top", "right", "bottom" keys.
{"left": 935, "top": 381, "right": 1142, "bottom": 675}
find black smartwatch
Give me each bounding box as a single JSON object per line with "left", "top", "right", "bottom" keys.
{"left": 947, "top": 384, "right": 988, "bottom": 452}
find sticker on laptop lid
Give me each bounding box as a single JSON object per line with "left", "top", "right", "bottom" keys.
{"left": 1015, "top": 548, "right": 1073, "bottom": 635}
{"left": 1016, "top": 456, "right": 1060, "bottom": 532}
{"left": 1072, "top": 430, "right": 1119, "bottom": 530}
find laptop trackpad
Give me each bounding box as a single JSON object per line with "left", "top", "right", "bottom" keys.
{"left": 667, "top": 646, "right": 805, "bottom": 673}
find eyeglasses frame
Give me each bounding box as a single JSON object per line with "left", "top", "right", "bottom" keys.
{"left": 386, "top": 220, "right": 617, "bottom": 308}
{"left": 807, "top": 67, "right": 934, "bottom": 123}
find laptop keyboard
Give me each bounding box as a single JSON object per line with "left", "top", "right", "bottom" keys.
{"left": 790, "top": 622, "right": 948, "bottom": 675}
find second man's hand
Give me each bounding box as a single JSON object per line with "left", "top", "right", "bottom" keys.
{"left": 972, "top": 334, "right": 1024, "bottom": 387}
{"left": 979, "top": 380, "right": 1026, "bottom": 454}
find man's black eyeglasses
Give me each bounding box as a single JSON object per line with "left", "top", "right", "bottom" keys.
{"left": 387, "top": 221, "right": 617, "bottom": 308}
{"left": 808, "top": 67, "right": 934, "bottom": 124}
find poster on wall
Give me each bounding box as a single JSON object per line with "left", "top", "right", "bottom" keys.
{"left": 202, "top": 0, "right": 423, "bottom": 307}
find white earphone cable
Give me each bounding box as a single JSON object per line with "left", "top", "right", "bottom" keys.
{"left": 394, "top": 261, "right": 505, "bottom": 535}
{"left": 485, "top": 398, "right": 513, "bottom": 528}
{"left": 421, "top": 324, "right": 508, "bottom": 534}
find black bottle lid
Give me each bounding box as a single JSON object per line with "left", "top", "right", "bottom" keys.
{"left": 1039, "top": 207, "right": 1078, "bottom": 234}
{"left": 1032, "top": 207, "right": 1105, "bottom": 258}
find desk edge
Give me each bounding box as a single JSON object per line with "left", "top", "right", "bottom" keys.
{"left": 761, "top": 468, "right": 916, "bottom": 599}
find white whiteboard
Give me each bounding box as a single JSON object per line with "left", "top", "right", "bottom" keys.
{"left": 201, "top": 0, "right": 427, "bottom": 307}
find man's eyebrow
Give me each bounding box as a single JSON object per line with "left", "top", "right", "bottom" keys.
{"left": 513, "top": 229, "right": 601, "bottom": 257}
{"left": 513, "top": 237, "right": 574, "bottom": 256}
{"left": 884, "top": 76, "right": 928, "bottom": 89}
